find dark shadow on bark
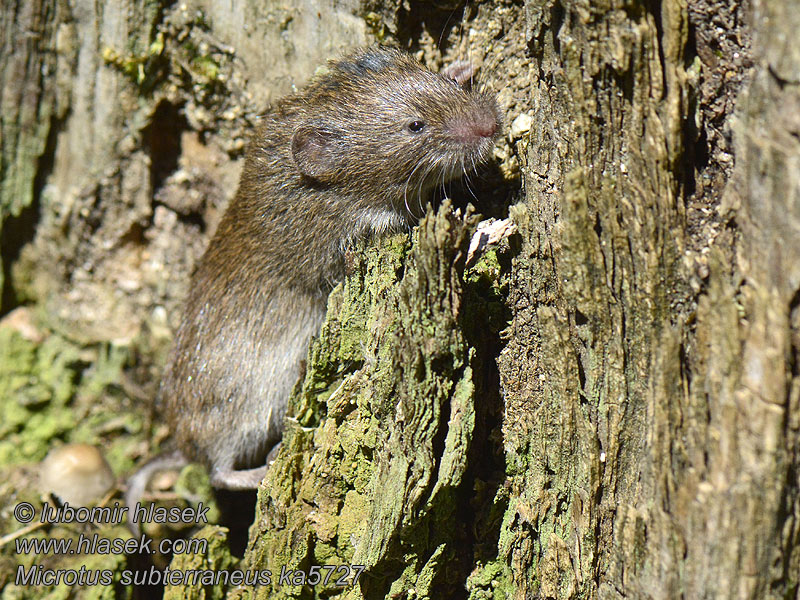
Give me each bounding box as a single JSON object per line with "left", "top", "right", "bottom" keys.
{"left": 0, "top": 112, "right": 64, "bottom": 315}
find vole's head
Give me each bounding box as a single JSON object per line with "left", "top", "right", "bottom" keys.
{"left": 290, "top": 46, "right": 501, "bottom": 212}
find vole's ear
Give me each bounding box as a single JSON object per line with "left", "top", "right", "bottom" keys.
{"left": 441, "top": 60, "right": 477, "bottom": 89}
{"left": 291, "top": 124, "right": 342, "bottom": 180}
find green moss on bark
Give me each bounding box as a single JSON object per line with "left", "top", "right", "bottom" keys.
{"left": 190, "top": 202, "right": 502, "bottom": 600}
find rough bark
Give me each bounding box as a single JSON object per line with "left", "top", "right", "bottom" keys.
{"left": 497, "top": 0, "right": 794, "bottom": 597}
{"left": 3, "top": 0, "right": 798, "bottom": 599}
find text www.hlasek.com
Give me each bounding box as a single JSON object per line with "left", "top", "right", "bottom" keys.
{"left": 14, "top": 533, "right": 206, "bottom": 556}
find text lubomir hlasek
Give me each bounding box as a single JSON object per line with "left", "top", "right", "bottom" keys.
{"left": 37, "top": 501, "right": 209, "bottom": 525}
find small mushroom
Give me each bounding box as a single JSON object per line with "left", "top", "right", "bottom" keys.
{"left": 40, "top": 443, "right": 115, "bottom": 507}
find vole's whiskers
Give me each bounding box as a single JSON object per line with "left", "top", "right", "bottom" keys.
{"left": 462, "top": 159, "right": 479, "bottom": 203}
{"left": 404, "top": 159, "right": 426, "bottom": 221}
{"left": 417, "top": 159, "right": 437, "bottom": 214}
{"left": 441, "top": 155, "right": 453, "bottom": 198}
{"left": 432, "top": 157, "right": 448, "bottom": 205}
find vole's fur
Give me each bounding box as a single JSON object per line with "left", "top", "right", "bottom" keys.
{"left": 152, "top": 46, "right": 501, "bottom": 491}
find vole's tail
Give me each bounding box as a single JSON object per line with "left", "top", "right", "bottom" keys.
{"left": 124, "top": 449, "right": 188, "bottom": 535}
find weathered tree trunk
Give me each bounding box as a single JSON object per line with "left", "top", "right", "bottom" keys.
{"left": 500, "top": 0, "right": 798, "bottom": 596}
{"left": 3, "top": 0, "right": 797, "bottom": 599}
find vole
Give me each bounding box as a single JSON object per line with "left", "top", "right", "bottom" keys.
{"left": 129, "top": 46, "right": 500, "bottom": 501}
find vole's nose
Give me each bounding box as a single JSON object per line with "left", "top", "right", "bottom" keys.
{"left": 474, "top": 114, "right": 498, "bottom": 138}
{"left": 449, "top": 110, "right": 499, "bottom": 144}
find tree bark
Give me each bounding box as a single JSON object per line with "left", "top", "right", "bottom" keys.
{"left": 4, "top": 0, "right": 798, "bottom": 599}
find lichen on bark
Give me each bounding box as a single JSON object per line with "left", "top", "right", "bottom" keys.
{"left": 217, "top": 202, "right": 493, "bottom": 599}
{"left": 6, "top": 0, "right": 795, "bottom": 598}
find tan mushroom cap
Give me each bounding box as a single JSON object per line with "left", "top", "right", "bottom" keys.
{"left": 40, "top": 443, "right": 115, "bottom": 507}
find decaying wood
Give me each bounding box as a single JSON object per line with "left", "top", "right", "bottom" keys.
{"left": 4, "top": 0, "right": 800, "bottom": 599}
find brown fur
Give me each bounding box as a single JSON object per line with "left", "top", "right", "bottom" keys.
{"left": 159, "top": 46, "right": 500, "bottom": 488}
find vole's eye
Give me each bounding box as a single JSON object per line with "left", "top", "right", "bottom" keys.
{"left": 407, "top": 120, "right": 426, "bottom": 133}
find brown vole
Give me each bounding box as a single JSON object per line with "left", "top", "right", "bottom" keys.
{"left": 133, "top": 46, "right": 500, "bottom": 497}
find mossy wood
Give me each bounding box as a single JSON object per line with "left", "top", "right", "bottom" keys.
{"left": 2, "top": 0, "right": 797, "bottom": 599}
